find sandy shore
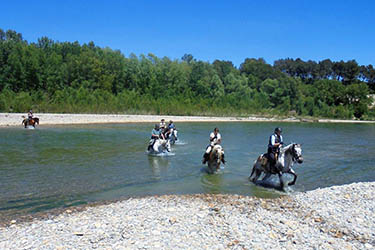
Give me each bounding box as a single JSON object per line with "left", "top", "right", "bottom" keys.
{"left": 1, "top": 113, "right": 374, "bottom": 127}
{"left": 0, "top": 182, "right": 374, "bottom": 249}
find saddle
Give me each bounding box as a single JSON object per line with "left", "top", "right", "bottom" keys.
{"left": 260, "top": 154, "right": 269, "bottom": 166}
{"left": 261, "top": 152, "right": 281, "bottom": 173}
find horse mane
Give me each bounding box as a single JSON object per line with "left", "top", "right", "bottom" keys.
{"left": 280, "top": 143, "right": 294, "bottom": 154}
{"left": 212, "top": 144, "right": 222, "bottom": 152}
{"left": 281, "top": 143, "right": 302, "bottom": 156}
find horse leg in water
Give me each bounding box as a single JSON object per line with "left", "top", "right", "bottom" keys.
{"left": 287, "top": 169, "right": 297, "bottom": 186}
{"left": 249, "top": 164, "right": 262, "bottom": 182}
{"left": 278, "top": 172, "right": 284, "bottom": 190}
{"left": 262, "top": 172, "right": 272, "bottom": 181}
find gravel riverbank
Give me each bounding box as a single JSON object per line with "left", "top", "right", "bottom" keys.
{"left": 0, "top": 182, "right": 374, "bottom": 249}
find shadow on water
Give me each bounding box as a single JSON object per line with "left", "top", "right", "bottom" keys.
{"left": 250, "top": 172, "right": 298, "bottom": 195}
{"left": 200, "top": 170, "right": 225, "bottom": 194}
{"left": 253, "top": 179, "right": 283, "bottom": 191}
{"left": 252, "top": 173, "right": 297, "bottom": 192}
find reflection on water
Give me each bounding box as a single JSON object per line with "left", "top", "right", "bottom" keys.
{"left": 148, "top": 155, "right": 171, "bottom": 179}
{"left": 0, "top": 122, "right": 374, "bottom": 217}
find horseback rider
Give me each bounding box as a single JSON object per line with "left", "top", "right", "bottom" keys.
{"left": 160, "top": 119, "right": 166, "bottom": 130}
{"left": 202, "top": 127, "right": 221, "bottom": 164}
{"left": 28, "top": 109, "right": 33, "bottom": 120}
{"left": 159, "top": 119, "right": 167, "bottom": 136}
{"left": 23, "top": 109, "right": 34, "bottom": 126}
{"left": 151, "top": 124, "right": 161, "bottom": 139}
{"left": 268, "top": 127, "right": 284, "bottom": 171}
{"left": 165, "top": 120, "right": 176, "bottom": 139}
{"left": 148, "top": 124, "right": 165, "bottom": 150}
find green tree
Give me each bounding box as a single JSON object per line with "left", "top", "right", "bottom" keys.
{"left": 240, "top": 58, "right": 282, "bottom": 81}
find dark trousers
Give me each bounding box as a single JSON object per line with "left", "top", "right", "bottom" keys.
{"left": 268, "top": 152, "right": 276, "bottom": 165}
{"left": 267, "top": 147, "right": 278, "bottom": 164}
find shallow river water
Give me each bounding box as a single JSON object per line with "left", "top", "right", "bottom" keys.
{"left": 1, "top": 122, "right": 374, "bottom": 218}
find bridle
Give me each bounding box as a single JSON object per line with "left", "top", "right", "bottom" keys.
{"left": 289, "top": 144, "right": 302, "bottom": 163}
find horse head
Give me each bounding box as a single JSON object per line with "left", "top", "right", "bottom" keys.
{"left": 160, "top": 139, "right": 171, "bottom": 152}
{"left": 172, "top": 129, "right": 178, "bottom": 140}
{"left": 211, "top": 145, "right": 225, "bottom": 165}
{"left": 289, "top": 143, "right": 303, "bottom": 164}
{"left": 165, "top": 139, "right": 171, "bottom": 152}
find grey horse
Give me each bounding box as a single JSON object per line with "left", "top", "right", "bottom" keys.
{"left": 249, "top": 143, "right": 303, "bottom": 190}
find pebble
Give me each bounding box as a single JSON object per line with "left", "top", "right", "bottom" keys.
{"left": 0, "top": 182, "right": 374, "bottom": 249}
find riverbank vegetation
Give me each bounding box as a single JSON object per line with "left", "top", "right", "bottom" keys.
{"left": 1, "top": 29, "right": 374, "bottom": 119}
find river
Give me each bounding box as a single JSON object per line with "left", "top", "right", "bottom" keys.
{"left": 1, "top": 122, "right": 374, "bottom": 218}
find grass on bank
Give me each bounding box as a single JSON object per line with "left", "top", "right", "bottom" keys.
{"left": 1, "top": 88, "right": 374, "bottom": 121}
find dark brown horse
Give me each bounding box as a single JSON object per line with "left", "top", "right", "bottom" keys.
{"left": 22, "top": 117, "right": 39, "bottom": 128}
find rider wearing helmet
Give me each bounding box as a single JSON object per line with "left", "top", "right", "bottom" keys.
{"left": 159, "top": 118, "right": 166, "bottom": 130}
{"left": 28, "top": 109, "right": 33, "bottom": 120}
{"left": 159, "top": 119, "right": 167, "bottom": 137}
{"left": 151, "top": 124, "right": 161, "bottom": 139}
{"left": 268, "top": 127, "right": 284, "bottom": 171}
{"left": 165, "top": 120, "right": 176, "bottom": 139}
{"left": 148, "top": 124, "right": 165, "bottom": 150}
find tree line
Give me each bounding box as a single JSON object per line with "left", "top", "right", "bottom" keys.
{"left": 0, "top": 29, "right": 374, "bottom": 119}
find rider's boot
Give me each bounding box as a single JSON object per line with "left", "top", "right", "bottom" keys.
{"left": 274, "top": 162, "right": 283, "bottom": 172}
{"left": 202, "top": 153, "right": 209, "bottom": 164}
{"left": 148, "top": 139, "right": 155, "bottom": 151}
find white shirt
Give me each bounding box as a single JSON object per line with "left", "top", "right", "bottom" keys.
{"left": 210, "top": 132, "right": 221, "bottom": 145}
{"left": 270, "top": 134, "right": 283, "bottom": 146}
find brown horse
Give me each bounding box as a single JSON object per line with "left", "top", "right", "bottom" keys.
{"left": 206, "top": 145, "right": 226, "bottom": 173}
{"left": 22, "top": 117, "right": 39, "bottom": 128}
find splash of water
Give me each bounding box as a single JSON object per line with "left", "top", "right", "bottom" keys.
{"left": 146, "top": 151, "right": 175, "bottom": 157}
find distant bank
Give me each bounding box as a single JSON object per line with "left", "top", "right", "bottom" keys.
{"left": 1, "top": 113, "right": 375, "bottom": 127}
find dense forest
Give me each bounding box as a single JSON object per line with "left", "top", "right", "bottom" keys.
{"left": 0, "top": 29, "right": 374, "bottom": 119}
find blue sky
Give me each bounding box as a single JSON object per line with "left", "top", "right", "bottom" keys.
{"left": 1, "top": 0, "right": 374, "bottom": 67}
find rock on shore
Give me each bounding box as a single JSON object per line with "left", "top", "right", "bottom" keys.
{"left": 0, "top": 182, "right": 374, "bottom": 249}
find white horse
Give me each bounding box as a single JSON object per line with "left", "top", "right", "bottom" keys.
{"left": 206, "top": 145, "right": 225, "bottom": 174}
{"left": 147, "top": 138, "right": 171, "bottom": 154}
{"left": 168, "top": 129, "right": 178, "bottom": 145}
{"left": 249, "top": 143, "right": 303, "bottom": 190}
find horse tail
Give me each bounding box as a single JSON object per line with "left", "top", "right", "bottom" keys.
{"left": 249, "top": 165, "right": 256, "bottom": 179}
{"left": 250, "top": 156, "right": 262, "bottom": 180}
{"left": 250, "top": 158, "right": 260, "bottom": 178}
